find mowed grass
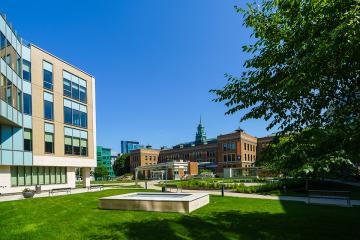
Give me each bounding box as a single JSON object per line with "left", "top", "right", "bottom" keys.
{"left": 0, "top": 189, "right": 359, "bottom": 240}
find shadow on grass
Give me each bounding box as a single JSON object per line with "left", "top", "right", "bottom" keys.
{"left": 88, "top": 200, "right": 360, "bottom": 240}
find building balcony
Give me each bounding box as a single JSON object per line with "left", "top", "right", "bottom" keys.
{"left": 0, "top": 99, "right": 22, "bottom": 127}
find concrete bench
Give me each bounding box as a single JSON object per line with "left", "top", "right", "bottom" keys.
{"left": 308, "top": 190, "right": 351, "bottom": 207}
{"left": 87, "top": 185, "right": 104, "bottom": 191}
{"left": 49, "top": 188, "right": 71, "bottom": 196}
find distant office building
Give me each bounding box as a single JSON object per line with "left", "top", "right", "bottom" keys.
{"left": 110, "top": 150, "right": 118, "bottom": 166}
{"left": 158, "top": 119, "right": 258, "bottom": 177}
{"left": 121, "top": 140, "right": 143, "bottom": 154}
{"left": 129, "top": 148, "right": 160, "bottom": 173}
{"left": 97, "top": 146, "right": 115, "bottom": 178}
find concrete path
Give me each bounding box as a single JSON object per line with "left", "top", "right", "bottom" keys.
{"left": 138, "top": 180, "right": 360, "bottom": 207}
{"left": 0, "top": 187, "right": 139, "bottom": 203}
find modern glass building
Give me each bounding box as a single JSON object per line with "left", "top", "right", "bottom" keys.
{"left": 0, "top": 14, "right": 96, "bottom": 193}
{"left": 96, "top": 146, "right": 115, "bottom": 179}
{"left": 121, "top": 140, "right": 143, "bottom": 154}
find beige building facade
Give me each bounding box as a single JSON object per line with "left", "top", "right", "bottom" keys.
{"left": 0, "top": 15, "right": 96, "bottom": 194}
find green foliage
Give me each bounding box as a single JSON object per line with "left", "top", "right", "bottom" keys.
{"left": 113, "top": 154, "right": 130, "bottom": 176}
{"left": 211, "top": 0, "right": 360, "bottom": 177}
{"left": 177, "top": 179, "right": 244, "bottom": 190}
{"left": 235, "top": 179, "right": 303, "bottom": 194}
{"left": 94, "top": 165, "right": 108, "bottom": 180}
{"left": 259, "top": 128, "right": 356, "bottom": 177}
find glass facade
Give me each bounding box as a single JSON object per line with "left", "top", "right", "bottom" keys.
{"left": 97, "top": 146, "right": 115, "bottom": 178}
{"left": 11, "top": 166, "right": 67, "bottom": 186}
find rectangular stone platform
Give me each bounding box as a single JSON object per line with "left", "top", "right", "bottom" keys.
{"left": 99, "top": 192, "right": 209, "bottom": 213}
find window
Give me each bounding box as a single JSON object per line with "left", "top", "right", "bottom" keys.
{"left": 45, "top": 123, "right": 54, "bottom": 154}
{"left": 23, "top": 93, "right": 32, "bottom": 115}
{"left": 73, "top": 137, "right": 80, "bottom": 155}
{"left": 64, "top": 127, "right": 88, "bottom": 156}
{"left": 80, "top": 86, "right": 87, "bottom": 103}
{"left": 43, "top": 61, "right": 53, "bottom": 90}
{"left": 24, "top": 129, "right": 32, "bottom": 151}
{"left": 81, "top": 139, "right": 88, "bottom": 156}
{"left": 73, "top": 109, "right": 80, "bottom": 126}
{"left": 64, "top": 136, "right": 72, "bottom": 154}
{"left": 64, "top": 99, "right": 72, "bottom": 125}
{"left": 17, "top": 89, "right": 22, "bottom": 111}
{"left": 63, "top": 78, "right": 71, "bottom": 97}
{"left": 63, "top": 71, "right": 87, "bottom": 103}
{"left": 72, "top": 82, "right": 79, "bottom": 100}
{"left": 6, "top": 79, "right": 11, "bottom": 105}
{"left": 44, "top": 92, "right": 54, "bottom": 120}
{"left": 64, "top": 106, "right": 72, "bottom": 124}
{"left": 23, "top": 59, "right": 31, "bottom": 82}
{"left": 0, "top": 74, "right": 6, "bottom": 101}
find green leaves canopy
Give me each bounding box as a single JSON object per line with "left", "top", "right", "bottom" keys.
{"left": 212, "top": 0, "right": 359, "bottom": 132}
{"left": 212, "top": 0, "right": 360, "bottom": 177}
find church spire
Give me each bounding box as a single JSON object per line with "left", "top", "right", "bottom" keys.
{"left": 195, "top": 117, "right": 207, "bottom": 145}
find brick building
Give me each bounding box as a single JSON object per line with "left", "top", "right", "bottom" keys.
{"left": 130, "top": 118, "right": 272, "bottom": 177}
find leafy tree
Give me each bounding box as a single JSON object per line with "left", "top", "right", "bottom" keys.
{"left": 113, "top": 154, "right": 130, "bottom": 176}
{"left": 212, "top": 0, "right": 360, "bottom": 177}
{"left": 94, "top": 165, "right": 108, "bottom": 180}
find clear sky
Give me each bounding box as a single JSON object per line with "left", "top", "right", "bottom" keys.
{"left": 1, "top": 0, "right": 272, "bottom": 152}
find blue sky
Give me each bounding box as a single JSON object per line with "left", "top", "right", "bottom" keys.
{"left": 1, "top": 0, "right": 272, "bottom": 152}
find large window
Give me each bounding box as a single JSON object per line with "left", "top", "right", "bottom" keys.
{"left": 43, "top": 61, "right": 53, "bottom": 90}
{"left": 10, "top": 166, "right": 67, "bottom": 187}
{"left": 64, "top": 127, "right": 88, "bottom": 156}
{"left": 63, "top": 71, "right": 87, "bottom": 103}
{"left": 23, "top": 93, "right": 32, "bottom": 115}
{"left": 63, "top": 99, "right": 87, "bottom": 129}
{"left": 24, "top": 128, "right": 32, "bottom": 151}
{"left": 44, "top": 92, "right": 54, "bottom": 120}
{"left": 22, "top": 59, "right": 31, "bottom": 82}
{"left": 45, "top": 123, "right": 54, "bottom": 154}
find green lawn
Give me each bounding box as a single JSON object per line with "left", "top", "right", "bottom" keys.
{"left": 0, "top": 189, "right": 359, "bottom": 240}
{"left": 90, "top": 180, "right": 141, "bottom": 184}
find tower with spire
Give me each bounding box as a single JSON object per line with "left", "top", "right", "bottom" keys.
{"left": 195, "top": 116, "right": 207, "bottom": 145}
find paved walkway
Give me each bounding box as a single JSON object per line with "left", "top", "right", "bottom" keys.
{"left": 138, "top": 181, "right": 360, "bottom": 207}
{"left": 2, "top": 181, "right": 360, "bottom": 207}
{"left": 0, "top": 186, "right": 139, "bottom": 203}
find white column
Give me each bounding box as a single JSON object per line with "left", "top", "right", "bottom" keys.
{"left": 82, "top": 167, "right": 91, "bottom": 187}
{"left": 67, "top": 167, "right": 76, "bottom": 188}
{"left": 0, "top": 166, "right": 11, "bottom": 193}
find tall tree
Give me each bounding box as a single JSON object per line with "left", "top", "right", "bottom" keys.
{"left": 212, "top": 0, "right": 360, "bottom": 176}
{"left": 94, "top": 165, "right": 108, "bottom": 180}
{"left": 113, "top": 154, "right": 130, "bottom": 176}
